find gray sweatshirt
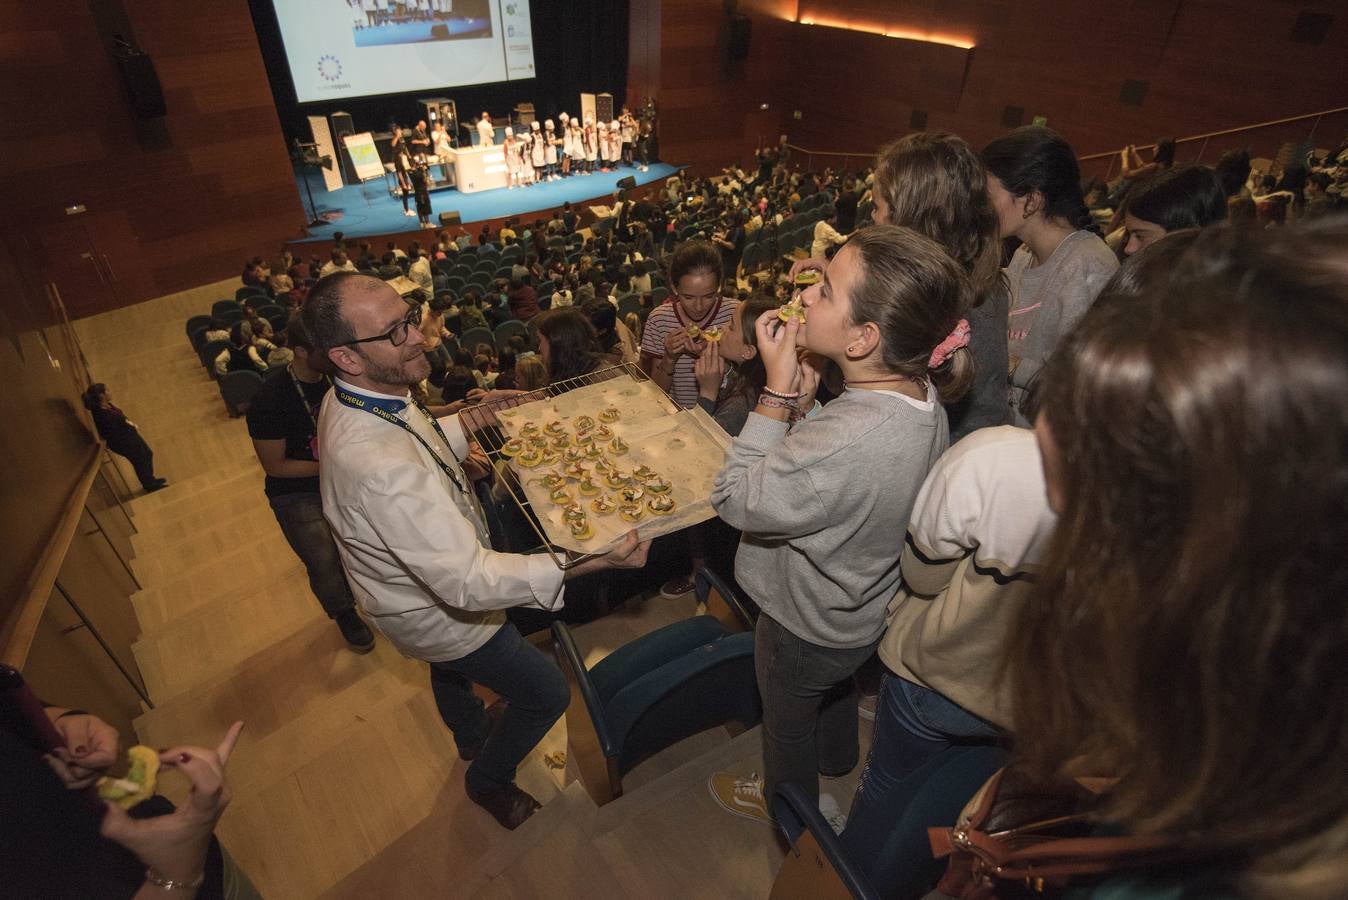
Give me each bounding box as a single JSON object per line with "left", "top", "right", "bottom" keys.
{"left": 711, "top": 387, "right": 949, "bottom": 649}
{"left": 1005, "top": 230, "right": 1118, "bottom": 426}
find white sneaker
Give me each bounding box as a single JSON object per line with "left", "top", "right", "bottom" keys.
{"left": 708, "top": 771, "right": 772, "bottom": 824}
{"left": 818, "top": 792, "right": 847, "bottom": 834}
{"left": 403, "top": 210, "right": 416, "bottom": 217}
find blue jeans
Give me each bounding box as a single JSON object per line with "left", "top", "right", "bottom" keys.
{"left": 268, "top": 492, "right": 357, "bottom": 619}
{"left": 755, "top": 613, "right": 879, "bottom": 824}
{"left": 842, "top": 674, "right": 1004, "bottom": 893}
{"left": 429, "top": 622, "right": 570, "bottom": 793}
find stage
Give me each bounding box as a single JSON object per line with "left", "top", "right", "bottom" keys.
{"left": 292, "top": 161, "right": 678, "bottom": 243}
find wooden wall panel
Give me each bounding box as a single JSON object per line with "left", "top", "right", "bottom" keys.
{"left": 0, "top": 0, "right": 304, "bottom": 319}
{"left": 634, "top": 0, "right": 1346, "bottom": 177}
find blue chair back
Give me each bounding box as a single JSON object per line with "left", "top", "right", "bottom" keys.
{"left": 493, "top": 319, "right": 528, "bottom": 354}
{"left": 211, "top": 299, "right": 240, "bottom": 318}
{"left": 236, "top": 286, "right": 267, "bottom": 302}
{"left": 200, "top": 338, "right": 230, "bottom": 370}
{"left": 459, "top": 326, "right": 495, "bottom": 355}
{"left": 185, "top": 314, "right": 212, "bottom": 338}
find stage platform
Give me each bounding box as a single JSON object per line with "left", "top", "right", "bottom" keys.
{"left": 292, "top": 161, "right": 678, "bottom": 244}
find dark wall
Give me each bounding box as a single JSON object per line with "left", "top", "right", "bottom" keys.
{"left": 249, "top": 0, "right": 631, "bottom": 142}
{"left": 0, "top": 0, "right": 305, "bottom": 319}
{"left": 632, "top": 0, "right": 1347, "bottom": 177}
{"left": 780, "top": 0, "right": 1348, "bottom": 173}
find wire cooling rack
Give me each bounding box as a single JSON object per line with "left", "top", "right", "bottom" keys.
{"left": 459, "top": 363, "right": 684, "bottom": 569}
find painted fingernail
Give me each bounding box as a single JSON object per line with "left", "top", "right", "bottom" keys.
{"left": 179, "top": 752, "right": 192, "bottom": 763}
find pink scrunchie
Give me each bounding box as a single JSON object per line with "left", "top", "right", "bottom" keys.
{"left": 928, "top": 319, "right": 971, "bottom": 369}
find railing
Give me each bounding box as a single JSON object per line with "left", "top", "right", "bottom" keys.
{"left": 781, "top": 105, "right": 1348, "bottom": 179}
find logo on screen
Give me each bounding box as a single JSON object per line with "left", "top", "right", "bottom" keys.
{"left": 506, "top": 3, "right": 517, "bottom": 13}
{"left": 317, "top": 55, "right": 344, "bottom": 82}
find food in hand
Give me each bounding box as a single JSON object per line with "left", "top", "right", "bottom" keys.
{"left": 519, "top": 422, "right": 541, "bottom": 437}
{"left": 645, "top": 476, "right": 672, "bottom": 494}
{"left": 609, "top": 437, "right": 629, "bottom": 455}
{"left": 599, "top": 407, "right": 621, "bottom": 423}
{"left": 618, "top": 503, "right": 644, "bottom": 522}
{"left": 793, "top": 268, "right": 821, "bottom": 287}
{"left": 619, "top": 485, "right": 645, "bottom": 504}
{"left": 590, "top": 493, "right": 617, "bottom": 514}
{"left": 549, "top": 486, "right": 574, "bottom": 504}
{"left": 605, "top": 469, "right": 630, "bottom": 488}
{"left": 544, "top": 420, "right": 567, "bottom": 436}
{"left": 685, "top": 324, "right": 702, "bottom": 340}
{"left": 702, "top": 326, "right": 723, "bottom": 342}
{"left": 578, "top": 477, "right": 600, "bottom": 496}
{"left": 500, "top": 438, "right": 525, "bottom": 457}
{"left": 573, "top": 415, "right": 596, "bottom": 432}
{"left": 647, "top": 495, "right": 677, "bottom": 516}
{"left": 517, "top": 447, "right": 545, "bottom": 467}
{"left": 97, "top": 745, "right": 160, "bottom": 810}
{"left": 777, "top": 296, "right": 807, "bottom": 323}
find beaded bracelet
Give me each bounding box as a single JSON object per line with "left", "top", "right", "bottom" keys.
{"left": 761, "top": 386, "right": 802, "bottom": 400}
{"left": 757, "top": 394, "right": 797, "bottom": 412}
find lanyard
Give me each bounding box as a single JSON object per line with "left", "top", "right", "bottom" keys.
{"left": 288, "top": 366, "right": 328, "bottom": 432}
{"left": 334, "top": 387, "right": 467, "bottom": 496}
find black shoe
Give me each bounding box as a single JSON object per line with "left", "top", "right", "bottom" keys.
{"left": 144, "top": 479, "right": 168, "bottom": 493}
{"left": 335, "top": 610, "right": 375, "bottom": 653}
{"left": 458, "top": 699, "right": 507, "bottom": 762}
{"left": 465, "top": 780, "right": 540, "bottom": 830}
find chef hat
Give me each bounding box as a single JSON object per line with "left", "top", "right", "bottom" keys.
{"left": 531, "top": 120, "right": 541, "bottom": 131}
{"left": 585, "top": 116, "right": 593, "bottom": 126}
{"left": 545, "top": 119, "right": 554, "bottom": 130}
{"left": 559, "top": 112, "right": 570, "bottom": 123}
{"left": 504, "top": 126, "right": 514, "bottom": 137}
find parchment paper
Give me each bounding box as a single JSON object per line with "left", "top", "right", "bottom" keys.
{"left": 495, "top": 375, "right": 732, "bottom": 556}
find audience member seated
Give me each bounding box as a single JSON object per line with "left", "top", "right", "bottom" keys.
{"left": 319, "top": 250, "right": 356, "bottom": 278}
{"left": 215, "top": 322, "right": 267, "bottom": 376}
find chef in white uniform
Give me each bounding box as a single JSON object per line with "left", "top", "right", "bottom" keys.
{"left": 302, "top": 273, "right": 649, "bottom": 830}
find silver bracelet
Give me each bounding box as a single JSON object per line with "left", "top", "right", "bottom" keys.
{"left": 145, "top": 868, "right": 205, "bottom": 891}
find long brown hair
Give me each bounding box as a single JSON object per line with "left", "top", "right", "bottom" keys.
{"left": 1009, "top": 220, "right": 1348, "bottom": 894}
{"left": 845, "top": 225, "right": 973, "bottom": 404}
{"left": 873, "top": 132, "right": 1002, "bottom": 306}
{"left": 722, "top": 294, "right": 780, "bottom": 406}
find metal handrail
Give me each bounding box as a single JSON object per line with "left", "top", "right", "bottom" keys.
{"left": 780, "top": 104, "right": 1348, "bottom": 172}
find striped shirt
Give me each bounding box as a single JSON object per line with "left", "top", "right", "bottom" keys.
{"left": 640, "top": 298, "right": 740, "bottom": 408}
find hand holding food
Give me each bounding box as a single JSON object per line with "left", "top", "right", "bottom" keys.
{"left": 755, "top": 309, "right": 802, "bottom": 395}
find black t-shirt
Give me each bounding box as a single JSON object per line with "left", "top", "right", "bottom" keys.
{"left": 245, "top": 368, "right": 329, "bottom": 499}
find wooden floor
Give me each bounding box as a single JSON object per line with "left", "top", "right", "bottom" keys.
{"left": 75, "top": 281, "right": 869, "bottom": 899}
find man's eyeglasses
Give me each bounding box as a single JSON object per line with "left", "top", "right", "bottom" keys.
{"left": 347, "top": 305, "right": 423, "bottom": 348}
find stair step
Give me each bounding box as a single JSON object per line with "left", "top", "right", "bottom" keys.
{"left": 130, "top": 505, "right": 282, "bottom": 580}
{"left": 131, "top": 466, "right": 262, "bottom": 521}
{"left": 222, "top": 689, "right": 563, "bottom": 900}
{"left": 132, "top": 559, "right": 306, "bottom": 633}
{"left": 133, "top": 570, "right": 326, "bottom": 701}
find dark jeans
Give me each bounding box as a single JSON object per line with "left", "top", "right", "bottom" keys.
{"left": 755, "top": 612, "right": 879, "bottom": 823}
{"left": 429, "top": 622, "right": 570, "bottom": 793}
{"left": 109, "top": 434, "right": 158, "bottom": 490}
{"left": 424, "top": 343, "right": 452, "bottom": 384}
{"left": 268, "top": 492, "right": 357, "bottom": 619}
{"left": 842, "top": 673, "right": 1004, "bottom": 893}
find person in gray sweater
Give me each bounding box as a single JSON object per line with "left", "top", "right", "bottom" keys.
{"left": 707, "top": 225, "right": 975, "bottom": 828}
{"left": 983, "top": 126, "right": 1119, "bottom": 426}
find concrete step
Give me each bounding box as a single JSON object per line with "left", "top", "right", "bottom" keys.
{"left": 130, "top": 540, "right": 305, "bottom": 633}
{"left": 131, "top": 464, "right": 261, "bottom": 520}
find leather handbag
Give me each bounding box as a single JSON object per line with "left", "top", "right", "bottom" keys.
{"left": 927, "top": 766, "right": 1190, "bottom": 899}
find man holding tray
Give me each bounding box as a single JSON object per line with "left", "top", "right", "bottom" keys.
{"left": 302, "top": 273, "right": 650, "bottom": 831}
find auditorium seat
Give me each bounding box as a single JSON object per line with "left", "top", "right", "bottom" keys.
{"left": 212, "top": 299, "right": 240, "bottom": 318}
{"left": 236, "top": 286, "right": 267, "bottom": 302}
{"left": 219, "top": 308, "right": 246, "bottom": 325}
{"left": 493, "top": 320, "right": 528, "bottom": 354}
{"left": 189, "top": 326, "right": 210, "bottom": 356}
{"left": 200, "top": 338, "right": 230, "bottom": 371}
{"left": 458, "top": 326, "right": 495, "bottom": 353}
{"left": 550, "top": 608, "right": 760, "bottom": 801}
{"left": 186, "top": 314, "right": 213, "bottom": 338}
